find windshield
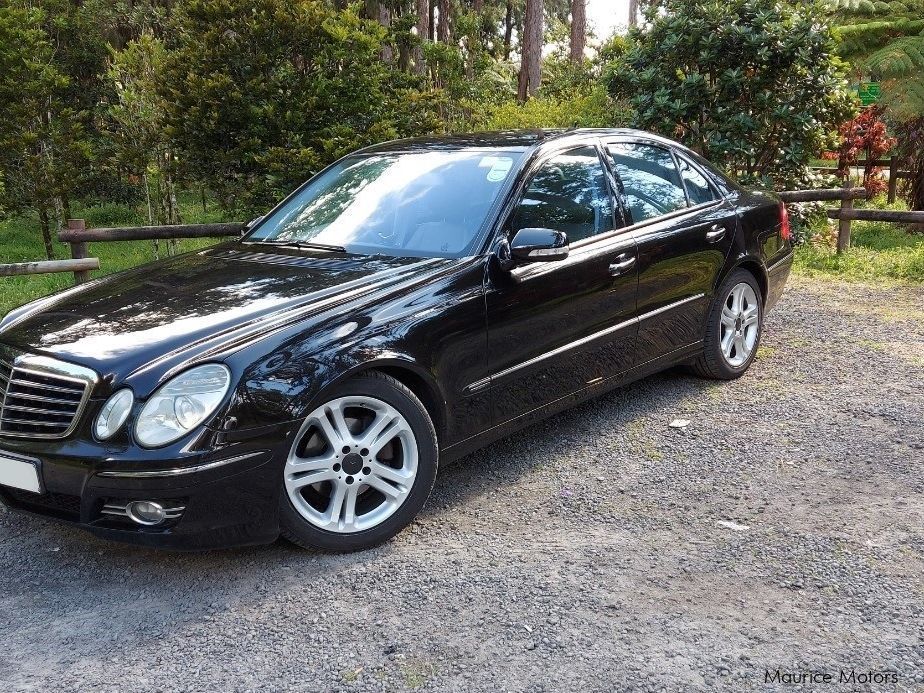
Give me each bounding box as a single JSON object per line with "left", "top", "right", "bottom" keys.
{"left": 245, "top": 149, "right": 524, "bottom": 258}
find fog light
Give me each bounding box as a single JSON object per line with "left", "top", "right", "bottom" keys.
{"left": 126, "top": 500, "right": 166, "bottom": 526}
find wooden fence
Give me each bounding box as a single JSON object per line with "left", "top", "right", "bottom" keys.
{"left": 779, "top": 186, "right": 924, "bottom": 253}
{"left": 2, "top": 185, "right": 923, "bottom": 285}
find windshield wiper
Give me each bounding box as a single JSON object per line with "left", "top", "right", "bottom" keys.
{"left": 255, "top": 240, "right": 347, "bottom": 253}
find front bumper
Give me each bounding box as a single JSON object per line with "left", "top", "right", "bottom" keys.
{"left": 0, "top": 439, "right": 288, "bottom": 550}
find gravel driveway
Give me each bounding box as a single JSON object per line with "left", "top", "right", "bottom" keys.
{"left": 1, "top": 275, "right": 922, "bottom": 692}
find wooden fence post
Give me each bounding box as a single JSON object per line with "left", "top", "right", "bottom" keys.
{"left": 67, "top": 219, "right": 91, "bottom": 284}
{"left": 836, "top": 189, "right": 853, "bottom": 255}
{"left": 888, "top": 155, "right": 899, "bottom": 204}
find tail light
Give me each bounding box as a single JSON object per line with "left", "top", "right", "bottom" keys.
{"left": 779, "top": 203, "right": 791, "bottom": 242}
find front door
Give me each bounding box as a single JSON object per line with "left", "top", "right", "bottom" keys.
{"left": 605, "top": 140, "right": 737, "bottom": 362}
{"left": 482, "top": 145, "right": 639, "bottom": 425}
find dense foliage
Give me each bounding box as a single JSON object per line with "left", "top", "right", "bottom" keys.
{"left": 837, "top": 106, "right": 896, "bottom": 194}
{"left": 2, "top": 0, "right": 919, "bottom": 259}
{"left": 605, "top": 0, "right": 856, "bottom": 187}
{"left": 828, "top": 0, "right": 924, "bottom": 118}
{"left": 159, "top": 0, "right": 443, "bottom": 213}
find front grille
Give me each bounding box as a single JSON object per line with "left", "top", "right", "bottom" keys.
{"left": 2, "top": 487, "right": 82, "bottom": 518}
{"left": 0, "top": 349, "right": 97, "bottom": 440}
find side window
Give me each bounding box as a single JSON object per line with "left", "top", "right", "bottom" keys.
{"left": 607, "top": 143, "right": 687, "bottom": 223}
{"left": 511, "top": 147, "right": 614, "bottom": 244}
{"left": 677, "top": 156, "right": 718, "bottom": 206}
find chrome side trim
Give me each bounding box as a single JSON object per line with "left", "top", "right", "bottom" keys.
{"left": 492, "top": 316, "right": 637, "bottom": 382}
{"left": 95, "top": 451, "right": 265, "bottom": 479}
{"left": 464, "top": 292, "right": 706, "bottom": 392}
{"left": 767, "top": 252, "right": 793, "bottom": 273}
{"left": 636, "top": 293, "right": 705, "bottom": 323}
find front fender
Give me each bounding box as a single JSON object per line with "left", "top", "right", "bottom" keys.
{"left": 218, "top": 343, "right": 446, "bottom": 440}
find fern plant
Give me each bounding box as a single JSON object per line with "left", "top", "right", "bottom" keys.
{"left": 826, "top": 0, "right": 924, "bottom": 117}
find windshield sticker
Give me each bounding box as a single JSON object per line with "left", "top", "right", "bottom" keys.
{"left": 481, "top": 156, "right": 513, "bottom": 182}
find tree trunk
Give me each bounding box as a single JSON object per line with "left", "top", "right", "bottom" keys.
{"left": 569, "top": 0, "right": 585, "bottom": 65}
{"left": 415, "top": 0, "right": 430, "bottom": 75}
{"left": 429, "top": 0, "right": 436, "bottom": 41}
{"left": 38, "top": 207, "right": 54, "bottom": 261}
{"left": 378, "top": 3, "right": 394, "bottom": 62}
{"left": 504, "top": 0, "right": 514, "bottom": 60}
{"left": 628, "top": 0, "right": 638, "bottom": 28}
{"left": 517, "top": 0, "right": 543, "bottom": 102}
{"left": 143, "top": 171, "right": 159, "bottom": 260}
{"left": 898, "top": 117, "right": 924, "bottom": 219}
{"left": 438, "top": 0, "right": 451, "bottom": 44}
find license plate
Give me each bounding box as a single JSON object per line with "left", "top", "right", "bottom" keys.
{"left": 0, "top": 454, "right": 42, "bottom": 493}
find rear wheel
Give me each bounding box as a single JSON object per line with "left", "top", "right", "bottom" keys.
{"left": 279, "top": 372, "right": 438, "bottom": 552}
{"left": 690, "top": 269, "right": 763, "bottom": 380}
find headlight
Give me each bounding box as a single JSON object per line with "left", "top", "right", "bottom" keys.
{"left": 95, "top": 389, "right": 134, "bottom": 440}
{"left": 134, "top": 364, "right": 231, "bottom": 448}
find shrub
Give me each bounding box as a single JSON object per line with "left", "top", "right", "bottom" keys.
{"left": 604, "top": 0, "right": 856, "bottom": 188}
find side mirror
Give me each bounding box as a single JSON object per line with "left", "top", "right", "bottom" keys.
{"left": 509, "top": 228, "right": 569, "bottom": 264}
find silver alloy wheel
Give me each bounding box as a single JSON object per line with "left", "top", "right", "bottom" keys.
{"left": 284, "top": 395, "right": 418, "bottom": 534}
{"left": 719, "top": 282, "right": 760, "bottom": 367}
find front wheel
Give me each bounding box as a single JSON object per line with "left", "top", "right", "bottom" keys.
{"left": 690, "top": 269, "right": 763, "bottom": 380}
{"left": 279, "top": 372, "right": 438, "bottom": 552}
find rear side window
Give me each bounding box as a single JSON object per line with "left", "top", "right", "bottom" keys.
{"left": 677, "top": 156, "right": 718, "bottom": 206}
{"left": 607, "top": 143, "right": 687, "bottom": 223}
{"left": 511, "top": 147, "right": 614, "bottom": 244}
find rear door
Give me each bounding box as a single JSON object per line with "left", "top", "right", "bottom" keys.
{"left": 605, "top": 139, "right": 737, "bottom": 362}
{"left": 481, "top": 144, "right": 638, "bottom": 423}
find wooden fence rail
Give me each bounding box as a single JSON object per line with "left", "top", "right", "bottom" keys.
{"left": 53, "top": 218, "right": 244, "bottom": 285}
{"left": 829, "top": 208, "right": 924, "bottom": 224}
{"left": 0, "top": 257, "right": 100, "bottom": 278}
{"left": 778, "top": 187, "right": 867, "bottom": 203}
{"left": 57, "top": 222, "right": 244, "bottom": 243}
{"left": 779, "top": 187, "right": 869, "bottom": 253}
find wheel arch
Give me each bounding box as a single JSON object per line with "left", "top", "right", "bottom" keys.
{"left": 313, "top": 357, "right": 448, "bottom": 448}
{"left": 728, "top": 257, "right": 769, "bottom": 306}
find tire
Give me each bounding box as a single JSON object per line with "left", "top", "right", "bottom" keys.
{"left": 279, "top": 371, "right": 438, "bottom": 552}
{"left": 689, "top": 268, "right": 763, "bottom": 380}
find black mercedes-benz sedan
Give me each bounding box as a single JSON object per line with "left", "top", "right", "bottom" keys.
{"left": 0, "top": 129, "right": 792, "bottom": 551}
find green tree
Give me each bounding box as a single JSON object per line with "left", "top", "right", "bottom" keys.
{"left": 0, "top": 4, "right": 75, "bottom": 259}
{"left": 159, "top": 0, "right": 441, "bottom": 214}
{"left": 106, "top": 32, "right": 182, "bottom": 257}
{"left": 605, "top": 0, "right": 856, "bottom": 187}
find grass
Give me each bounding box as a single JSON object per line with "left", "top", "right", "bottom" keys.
{"left": 0, "top": 193, "right": 232, "bottom": 315}
{"left": 794, "top": 219, "right": 924, "bottom": 284}
{"left": 793, "top": 197, "right": 924, "bottom": 284}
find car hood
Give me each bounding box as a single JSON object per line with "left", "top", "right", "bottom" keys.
{"left": 0, "top": 243, "right": 450, "bottom": 382}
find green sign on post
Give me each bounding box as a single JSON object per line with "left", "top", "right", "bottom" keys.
{"left": 858, "top": 82, "right": 881, "bottom": 106}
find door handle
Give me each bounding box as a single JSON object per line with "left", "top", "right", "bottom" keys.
{"left": 705, "top": 224, "right": 726, "bottom": 242}
{"left": 608, "top": 254, "right": 637, "bottom": 277}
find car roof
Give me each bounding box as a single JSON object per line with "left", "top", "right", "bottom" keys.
{"left": 359, "top": 128, "right": 688, "bottom": 155}
{"left": 356, "top": 129, "right": 739, "bottom": 192}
